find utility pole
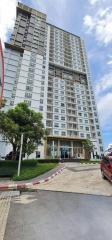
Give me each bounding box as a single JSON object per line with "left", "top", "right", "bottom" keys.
{"left": 17, "top": 133, "right": 24, "bottom": 176}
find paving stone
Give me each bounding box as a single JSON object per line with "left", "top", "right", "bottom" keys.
{"left": 0, "top": 191, "right": 20, "bottom": 240}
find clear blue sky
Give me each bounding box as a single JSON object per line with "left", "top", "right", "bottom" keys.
{"left": 1, "top": 0, "right": 112, "bottom": 149}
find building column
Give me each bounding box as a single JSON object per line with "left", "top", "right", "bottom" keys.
{"left": 82, "top": 145, "right": 85, "bottom": 160}
{"left": 71, "top": 141, "right": 73, "bottom": 158}
{"left": 58, "top": 139, "right": 60, "bottom": 158}
{"left": 44, "top": 139, "right": 47, "bottom": 158}
{"left": 52, "top": 140, "right": 55, "bottom": 158}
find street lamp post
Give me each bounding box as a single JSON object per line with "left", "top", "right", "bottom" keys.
{"left": 17, "top": 122, "right": 37, "bottom": 176}
{"left": 17, "top": 133, "right": 24, "bottom": 176}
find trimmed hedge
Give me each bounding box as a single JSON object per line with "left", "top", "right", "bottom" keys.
{"left": 0, "top": 160, "right": 17, "bottom": 177}
{"left": 38, "top": 159, "right": 59, "bottom": 163}
{"left": 21, "top": 158, "right": 59, "bottom": 163}
{"left": 0, "top": 160, "right": 17, "bottom": 167}
{"left": 0, "top": 159, "right": 58, "bottom": 178}
{"left": 80, "top": 160, "right": 100, "bottom": 164}
{"left": 22, "top": 159, "right": 38, "bottom": 166}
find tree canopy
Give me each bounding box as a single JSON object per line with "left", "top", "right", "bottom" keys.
{"left": 82, "top": 139, "right": 94, "bottom": 160}
{"left": 0, "top": 102, "right": 45, "bottom": 160}
{"left": 82, "top": 139, "right": 94, "bottom": 152}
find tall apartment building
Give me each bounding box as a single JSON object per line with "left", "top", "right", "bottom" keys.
{"left": 1, "top": 2, "right": 103, "bottom": 159}
{"left": 0, "top": 39, "right": 4, "bottom": 105}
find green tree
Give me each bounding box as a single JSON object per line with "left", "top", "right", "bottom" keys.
{"left": 0, "top": 102, "right": 45, "bottom": 160}
{"left": 82, "top": 139, "right": 94, "bottom": 160}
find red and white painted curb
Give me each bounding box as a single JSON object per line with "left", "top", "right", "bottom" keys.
{"left": 0, "top": 166, "right": 65, "bottom": 191}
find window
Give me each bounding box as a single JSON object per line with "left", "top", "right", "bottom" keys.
{"left": 103, "top": 157, "right": 109, "bottom": 164}
{"left": 61, "top": 109, "right": 65, "bottom": 113}
{"left": 27, "top": 79, "right": 33, "bottom": 85}
{"left": 41, "top": 93, "right": 44, "bottom": 98}
{"left": 85, "top": 120, "right": 88, "bottom": 124}
{"left": 40, "top": 99, "right": 43, "bottom": 104}
{"left": 26, "top": 85, "right": 33, "bottom": 91}
{"left": 55, "top": 101, "right": 58, "bottom": 106}
{"left": 55, "top": 90, "right": 58, "bottom": 93}
{"left": 100, "top": 146, "right": 103, "bottom": 152}
{"left": 99, "top": 139, "right": 102, "bottom": 144}
{"left": 55, "top": 96, "right": 58, "bottom": 99}
{"left": 36, "top": 151, "right": 40, "bottom": 158}
{"left": 54, "top": 123, "right": 59, "bottom": 127}
{"left": 54, "top": 115, "right": 59, "bottom": 120}
{"left": 61, "top": 97, "right": 64, "bottom": 101}
{"left": 55, "top": 108, "right": 59, "bottom": 112}
{"left": 86, "top": 134, "right": 90, "bottom": 139}
{"left": 54, "top": 131, "right": 59, "bottom": 135}
{"left": 10, "top": 100, "right": 14, "bottom": 106}
{"left": 41, "top": 86, "right": 44, "bottom": 91}
{"left": 24, "top": 100, "right": 31, "bottom": 106}
{"left": 61, "top": 116, "right": 65, "bottom": 121}
{"left": 41, "top": 81, "right": 45, "bottom": 85}
{"left": 97, "top": 132, "right": 101, "bottom": 136}
{"left": 79, "top": 119, "right": 83, "bottom": 123}
{"left": 25, "top": 92, "right": 32, "bottom": 98}
{"left": 61, "top": 124, "right": 65, "bottom": 128}
{"left": 61, "top": 132, "right": 66, "bottom": 136}
{"left": 80, "top": 133, "right": 84, "bottom": 138}
{"left": 39, "top": 106, "right": 43, "bottom": 111}
{"left": 61, "top": 103, "right": 65, "bottom": 107}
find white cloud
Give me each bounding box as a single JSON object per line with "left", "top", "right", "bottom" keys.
{"left": 89, "top": 0, "right": 100, "bottom": 5}
{"left": 84, "top": 15, "right": 95, "bottom": 32}
{"left": 89, "top": 0, "right": 107, "bottom": 5}
{"left": 97, "top": 93, "right": 112, "bottom": 128}
{"left": 0, "top": 0, "right": 21, "bottom": 46}
{"left": 107, "top": 60, "right": 112, "bottom": 65}
{"left": 84, "top": 5, "right": 112, "bottom": 45}
{"left": 107, "top": 55, "right": 112, "bottom": 65}
{"left": 96, "top": 73, "right": 112, "bottom": 95}
{"left": 96, "top": 73, "right": 112, "bottom": 129}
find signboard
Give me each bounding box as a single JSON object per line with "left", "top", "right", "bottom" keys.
{"left": 0, "top": 39, "right": 4, "bottom": 107}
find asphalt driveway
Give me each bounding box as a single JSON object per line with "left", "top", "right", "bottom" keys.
{"left": 4, "top": 191, "right": 112, "bottom": 240}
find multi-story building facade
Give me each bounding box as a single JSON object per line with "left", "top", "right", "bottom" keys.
{"left": 1, "top": 2, "right": 103, "bottom": 159}
{"left": 0, "top": 39, "right": 4, "bottom": 107}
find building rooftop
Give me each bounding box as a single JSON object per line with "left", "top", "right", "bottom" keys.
{"left": 17, "top": 2, "right": 80, "bottom": 39}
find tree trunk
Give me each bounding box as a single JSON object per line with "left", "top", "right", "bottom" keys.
{"left": 12, "top": 144, "right": 18, "bottom": 161}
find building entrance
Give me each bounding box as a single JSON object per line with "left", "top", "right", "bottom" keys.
{"left": 60, "top": 147, "right": 72, "bottom": 159}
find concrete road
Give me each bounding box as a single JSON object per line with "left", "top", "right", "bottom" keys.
{"left": 4, "top": 191, "right": 112, "bottom": 240}
{"left": 36, "top": 163, "right": 112, "bottom": 196}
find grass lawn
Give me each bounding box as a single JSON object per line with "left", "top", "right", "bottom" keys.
{"left": 0, "top": 160, "right": 58, "bottom": 181}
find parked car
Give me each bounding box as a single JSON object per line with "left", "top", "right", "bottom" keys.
{"left": 100, "top": 152, "right": 112, "bottom": 182}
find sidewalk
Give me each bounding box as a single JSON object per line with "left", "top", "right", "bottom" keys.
{"left": 0, "top": 191, "right": 20, "bottom": 240}
{"left": 0, "top": 164, "right": 65, "bottom": 191}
